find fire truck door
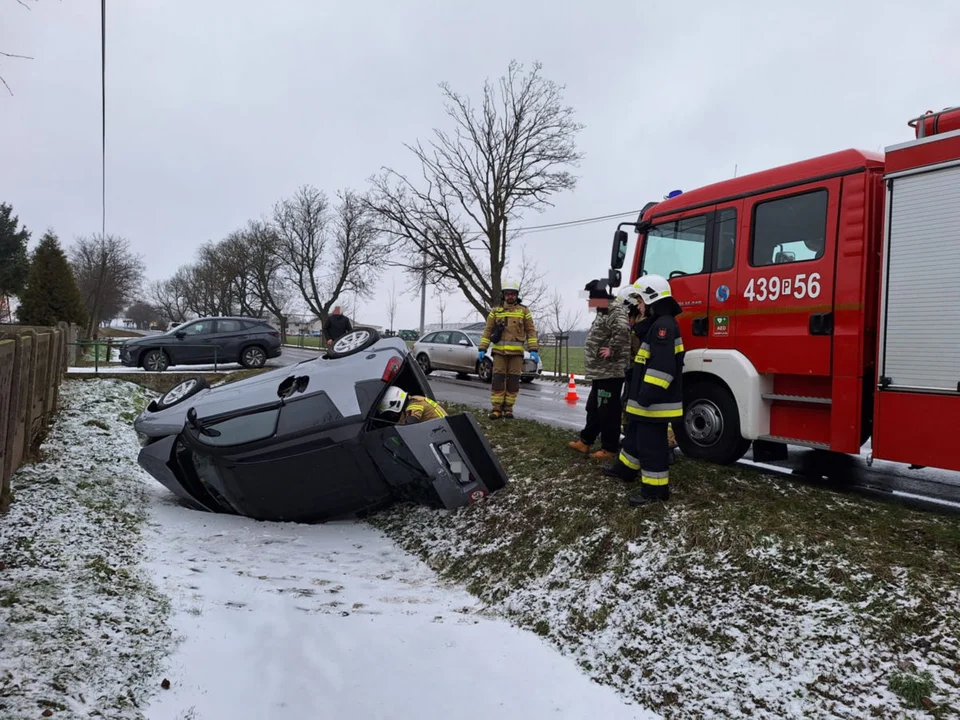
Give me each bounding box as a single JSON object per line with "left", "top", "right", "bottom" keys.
{"left": 636, "top": 211, "right": 712, "bottom": 352}
{"left": 736, "top": 181, "right": 840, "bottom": 376}
{"left": 705, "top": 204, "right": 742, "bottom": 349}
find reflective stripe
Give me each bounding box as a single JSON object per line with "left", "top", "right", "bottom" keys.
{"left": 643, "top": 368, "right": 673, "bottom": 388}
{"left": 423, "top": 397, "right": 447, "bottom": 417}
{"left": 675, "top": 338, "right": 684, "bottom": 354}
{"left": 491, "top": 311, "right": 526, "bottom": 318}
{"left": 407, "top": 404, "right": 424, "bottom": 412}
{"left": 640, "top": 342, "right": 651, "bottom": 352}
{"left": 626, "top": 400, "right": 683, "bottom": 418}
{"left": 641, "top": 473, "right": 669, "bottom": 486}
{"left": 634, "top": 347, "right": 651, "bottom": 363}
{"left": 492, "top": 343, "right": 525, "bottom": 352}
{"left": 619, "top": 450, "right": 641, "bottom": 470}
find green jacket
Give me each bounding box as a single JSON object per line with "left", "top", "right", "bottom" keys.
{"left": 583, "top": 302, "right": 631, "bottom": 380}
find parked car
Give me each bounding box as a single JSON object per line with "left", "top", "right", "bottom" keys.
{"left": 133, "top": 328, "right": 508, "bottom": 522}
{"left": 118, "top": 317, "right": 282, "bottom": 371}
{"left": 411, "top": 329, "right": 541, "bottom": 383}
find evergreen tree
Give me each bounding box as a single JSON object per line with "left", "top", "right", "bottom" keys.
{"left": 0, "top": 202, "right": 30, "bottom": 298}
{"left": 16, "top": 231, "right": 88, "bottom": 327}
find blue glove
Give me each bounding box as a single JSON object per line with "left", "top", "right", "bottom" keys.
{"left": 478, "top": 350, "right": 486, "bottom": 362}
{"left": 529, "top": 351, "right": 540, "bottom": 364}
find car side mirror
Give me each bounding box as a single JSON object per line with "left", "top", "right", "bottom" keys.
{"left": 175, "top": 331, "right": 186, "bottom": 339}
{"left": 458, "top": 339, "right": 469, "bottom": 346}
{"left": 608, "top": 268, "right": 621, "bottom": 289}
{"left": 611, "top": 229, "right": 629, "bottom": 270}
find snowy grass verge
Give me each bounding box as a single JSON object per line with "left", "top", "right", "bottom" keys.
{"left": 369, "top": 407, "right": 960, "bottom": 719}
{"left": 0, "top": 379, "right": 172, "bottom": 718}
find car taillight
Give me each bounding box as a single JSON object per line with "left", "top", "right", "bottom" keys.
{"left": 268, "top": 331, "right": 279, "bottom": 338}
{"left": 382, "top": 356, "right": 402, "bottom": 383}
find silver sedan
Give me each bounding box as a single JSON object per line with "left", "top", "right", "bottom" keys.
{"left": 411, "top": 329, "right": 541, "bottom": 383}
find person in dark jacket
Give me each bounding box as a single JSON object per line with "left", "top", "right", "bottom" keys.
{"left": 324, "top": 306, "right": 353, "bottom": 347}
{"left": 605, "top": 274, "right": 685, "bottom": 506}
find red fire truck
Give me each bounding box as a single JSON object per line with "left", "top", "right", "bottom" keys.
{"left": 607, "top": 106, "right": 960, "bottom": 473}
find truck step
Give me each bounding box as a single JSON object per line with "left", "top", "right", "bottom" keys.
{"left": 756, "top": 434, "right": 831, "bottom": 450}
{"left": 761, "top": 393, "right": 832, "bottom": 405}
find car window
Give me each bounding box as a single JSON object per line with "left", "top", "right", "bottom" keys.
{"left": 196, "top": 408, "right": 280, "bottom": 446}
{"left": 432, "top": 331, "right": 451, "bottom": 344}
{"left": 641, "top": 214, "right": 709, "bottom": 279}
{"left": 181, "top": 321, "right": 214, "bottom": 336}
{"left": 750, "top": 189, "right": 828, "bottom": 267}
{"left": 420, "top": 333, "right": 436, "bottom": 344}
{"left": 217, "top": 319, "right": 243, "bottom": 333}
{"left": 465, "top": 333, "right": 481, "bottom": 346}
{"left": 447, "top": 332, "right": 468, "bottom": 345}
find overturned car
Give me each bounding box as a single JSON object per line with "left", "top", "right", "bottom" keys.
{"left": 133, "top": 329, "right": 508, "bottom": 522}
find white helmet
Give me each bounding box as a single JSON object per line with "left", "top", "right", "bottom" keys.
{"left": 378, "top": 386, "right": 408, "bottom": 414}
{"left": 502, "top": 279, "right": 520, "bottom": 293}
{"left": 629, "top": 274, "right": 673, "bottom": 306}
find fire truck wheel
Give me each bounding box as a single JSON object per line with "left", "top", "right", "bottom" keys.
{"left": 675, "top": 380, "right": 751, "bottom": 465}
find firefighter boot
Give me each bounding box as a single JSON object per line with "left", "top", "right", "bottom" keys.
{"left": 590, "top": 449, "right": 616, "bottom": 460}
{"left": 503, "top": 409, "right": 515, "bottom": 419}
{"left": 667, "top": 424, "right": 677, "bottom": 449}
{"left": 569, "top": 440, "right": 591, "bottom": 453}
{"left": 488, "top": 408, "right": 502, "bottom": 420}
{"left": 628, "top": 488, "right": 670, "bottom": 507}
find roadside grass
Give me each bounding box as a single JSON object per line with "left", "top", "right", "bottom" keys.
{"left": 370, "top": 405, "right": 960, "bottom": 718}
{"left": 0, "top": 380, "right": 172, "bottom": 718}
{"left": 537, "top": 345, "right": 586, "bottom": 377}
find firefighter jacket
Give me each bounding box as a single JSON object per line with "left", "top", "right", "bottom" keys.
{"left": 401, "top": 395, "right": 447, "bottom": 424}
{"left": 625, "top": 314, "right": 685, "bottom": 423}
{"left": 479, "top": 301, "right": 538, "bottom": 356}
{"left": 583, "top": 302, "right": 631, "bottom": 381}
{"left": 625, "top": 314, "right": 652, "bottom": 381}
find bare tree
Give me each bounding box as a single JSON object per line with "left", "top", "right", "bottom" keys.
{"left": 125, "top": 301, "right": 156, "bottom": 330}
{"left": 241, "top": 220, "right": 294, "bottom": 335}
{"left": 1, "top": 0, "right": 39, "bottom": 96}
{"left": 70, "top": 234, "right": 145, "bottom": 338}
{"left": 274, "top": 185, "right": 387, "bottom": 328}
{"left": 386, "top": 280, "right": 399, "bottom": 332}
{"left": 434, "top": 287, "right": 448, "bottom": 329}
{"left": 511, "top": 248, "right": 547, "bottom": 318}
{"left": 367, "top": 60, "right": 584, "bottom": 316}
{"left": 546, "top": 288, "right": 582, "bottom": 338}
{"left": 147, "top": 271, "right": 190, "bottom": 324}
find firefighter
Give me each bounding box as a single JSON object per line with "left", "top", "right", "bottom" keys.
{"left": 477, "top": 280, "right": 539, "bottom": 419}
{"left": 378, "top": 386, "right": 447, "bottom": 425}
{"left": 569, "top": 279, "right": 631, "bottom": 459}
{"left": 605, "top": 274, "right": 685, "bottom": 506}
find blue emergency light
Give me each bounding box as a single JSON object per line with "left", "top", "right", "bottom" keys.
{"left": 665, "top": 189, "right": 683, "bottom": 199}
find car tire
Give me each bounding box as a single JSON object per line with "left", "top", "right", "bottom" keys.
{"left": 520, "top": 376, "right": 534, "bottom": 384}
{"left": 155, "top": 376, "right": 209, "bottom": 410}
{"left": 416, "top": 353, "right": 433, "bottom": 375}
{"left": 326, "top": 328, "right": 382, "bottom": 359}
{"left": 673, "top": 380, "right": 751, "bottom": 465}
{"left": 477, "top": 359, "right": 493, "bottom": 383}
{"left": 240, "top": 345, "right": 267, "bottom": 368}
{"left": 142, "top": 349, "right": 170, "bottom": 372}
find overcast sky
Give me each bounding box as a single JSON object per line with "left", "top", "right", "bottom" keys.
{"left": 2, "top": 0, "right": 959, "bottom": 330}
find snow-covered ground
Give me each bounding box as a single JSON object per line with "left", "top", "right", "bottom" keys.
{"left": 0, "top": 379, "right": 655, "bottom": 720}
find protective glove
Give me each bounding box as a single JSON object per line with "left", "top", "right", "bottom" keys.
{"left": 478, "top": 350, "right": 486, "bottom": 362}
{"left": 529, "top": 351, "right": 540, "bottom": 364}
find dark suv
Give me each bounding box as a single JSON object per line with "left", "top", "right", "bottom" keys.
{"left": 119, "top": 317, "right": 282, "bottom": 371}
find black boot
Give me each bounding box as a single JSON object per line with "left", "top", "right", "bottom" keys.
{"left": 603, "top": 462, "right": 636, "bottom": 482}
{"left": 628, "top": 488, "right": 669, "bottom": 507}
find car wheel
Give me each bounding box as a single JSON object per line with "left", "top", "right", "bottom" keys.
{"left": 673, "top": 380, "right": 751, "bottom": 465}
{"left": 156, "top": 376, "right": 209, "bottom": 410}
{"left": 326, "top": 328, "right": 382, "bottom": 358}
{"left": 240, "top": 345, "right": 267, "bottom": 368}
{"left": 142, "top": 349, "right": 169, "bottom": 372}
{"left": 417, "top": 353, "right": 433, "bottom": 375}
{"left": 520, "top": 376, "right": 534, "bottom": 383}
{"left": 477, "top": 359, "right": 493, "bottom": 383}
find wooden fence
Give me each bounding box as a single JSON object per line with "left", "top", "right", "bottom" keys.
{"left": 0, "top": 322, "right": 77, "bottom": 511}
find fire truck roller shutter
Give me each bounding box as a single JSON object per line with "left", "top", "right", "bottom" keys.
{"left": 681, "top": 348, "right": 772, "bottom": 441}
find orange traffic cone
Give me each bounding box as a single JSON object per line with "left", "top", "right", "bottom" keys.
{"left": 565, "top": 373, "right": 579, "bottom": 403}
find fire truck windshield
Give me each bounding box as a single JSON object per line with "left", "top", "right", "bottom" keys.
{"left": 639, "top": 215, "right": 708, "bottom": 279}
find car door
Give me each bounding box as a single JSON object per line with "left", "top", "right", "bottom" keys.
{"left": 173, "top": 320, "right": 218, "bottom": 364}
{"left": 736, "top": 182, "right": 839, "bottom": 376}
{"left": 445, "top": 331, "right": 474, "bottom": 372}
{"left": 705, "top": 203, "right": 742, "bottom": 349}
{"left": 428, "top": 331, "right": 452, "bottom": 369}
{"left": 214, "top": 319, "right": 245, "bottom": 363}
{"left": 636, "top": 211, "right": 711, "bottom": 353}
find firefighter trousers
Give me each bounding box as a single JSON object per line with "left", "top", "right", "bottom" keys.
{"left": 612, "top": 421, "right": 671, "bottom": 500}
{"left": 579, "top": 377, "right": 624, "bottom": 452}
{"left": 491, "top": 353, "right": 523, "bottom": 410}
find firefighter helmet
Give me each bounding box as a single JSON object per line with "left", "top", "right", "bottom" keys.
{"left": 378, "top": 386, "right": 408, "bottom": 415}
{"left": 630, "top": 274, "right": 673, "bottom": 306}
{"left": 500, "top": 279, "right": 521, "bottom": 303}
